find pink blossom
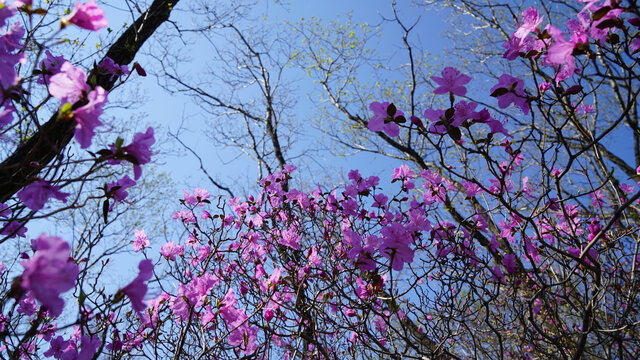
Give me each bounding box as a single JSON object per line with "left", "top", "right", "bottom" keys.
{"left": 502, "top": 254, "right": 517, "bottom": 274}
{"left": 491, "top": 74, "right": 530, "bottom": 114}
{"left": 184, "top": 187, "right": 210, "bottom": 206}
{"left": 367, "top": 102, "right": 402, "bottom": 137}
{"left": 124, "top": 127, "right": 155, "bottom": 180}
{"left": 20, "top": 234, "right": 79, "bottom": 317}
{"left": 132, "top": 229, "right": 149, "bottom": 252}
{"left": 380, "top": 223, "right": 414, "bottom": 271}
{"left": 122, "top": 259, "right": 153, "bottom": 313}
{"left": 160, "top": 241, "right": 184, "bottom": 260}
{"left": 48, "top": 61, "right": 89, "bottom": 104}
{"left": 0, "top": 220, "right": 27, "bottom": 238}
{"left": 514, "top": 7, "right": 543, "bottom": 39}
{"left": 44, "top": 336, "right": 70, "bottom": 358}
{"left": 277, "top": 226, "right": 301, "bottom": 250}
{"left": 73, "top": 86, "right": 107, "bottom": 148}
{"left": 98, "top": 57, "right": 130, "bottom": 80}
{"left": 37, "top": 50, "right": 66, "bottom": 85}
{"left": 67, "top": 1, "right": 108, "bottom": 31}
{"left": 106, "top": 175, "right": 136, "bottom": 210}
{"left": 17, "top": 180, "right": 69, "bottom": 211}
{"left": 431, "top": 67, "right": 471, "bottom": 96}
{"left": 462, "top": 181, "right": 483, "bottom": 197}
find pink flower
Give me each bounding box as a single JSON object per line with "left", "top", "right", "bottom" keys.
{"left": 37, "top": 50, "right": 66, "bottom": 85}
{"left": 67, "top": 1, "right": 108, "bottom": 31}
{"left": 44, "top": 336, "right": 70, "bottom": 358}
{"left": 491, "top": 74, "right": 530, "bottom": 115}
{"left": 380, "top": 223, "right": 414, "bottom": 271}
{"left": 98, "top": 57, "right": 130, "bottom": 80}
{"left": 1, "top": 220, "right": 27, "bottom": 238}
{"left": 48, "top": 61, "right": 89, "bottom": 104}
{"left": 514, "top": 7, "right": 543, "bottom": 39}
{"left": 431, "top": 67, "right": 471, "bottom": 96}
{"left": 125, "top": 127, "right": 155, "bottom": 180}
{"left": 20, "top": 234, "right": 79, "bottom": 317}
{"left": 73, "top": 86, "right": 107, "bottom": 148}
{"left": 17, "top": 180, "right": 70, "bottom": 211}
{"left": 122, "top": 259, "right": 153, "bottom": 313}
{"left": 502, "top": 254, "right": 517, "bottom": 274}
{"left": 461, "top": 181, "right": 483, "bottom": 197}
{"left": 106, "top": 175, "right": 136, "bottom": 210}
{"left": 184, "top": 188, "right": 210, "bottom": 206}
{"left": 132, "top": 229, "right": 149, "bottom": 252}
{"left": 160, "top": 241, "right": 184, "bottom": 260}
{"left": 277, "top": 226, "right": 301, "bottom": 250}
{"left": 367, "top": 102, "right": 403, "bottom": 137}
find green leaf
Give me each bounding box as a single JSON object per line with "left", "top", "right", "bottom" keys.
{"left": 386, "top": 103, "right": 397, "bottom": 117}
{"left": 102, "top": 200, "right": 109, "bottom": 224}
{"left": 490, "top": 88, "right": 509, "bottom": 97}
{"left": 591, "top": 6, "right": 611, "bottom": 21}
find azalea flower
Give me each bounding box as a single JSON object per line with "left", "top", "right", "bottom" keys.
{"left": 17, "top": 180, "right": 69, "bottom": 211}
{"left": 431, "top": 67, "right": 471, "bottom": 96}
{"left": 20, "top": 234, "right": 79, "bottom": 317}
{"left": 66, "top": 1, "right": 108, "bottom": 31}
{"left": 367, "top": 101, "right": 403, "bottom": 137}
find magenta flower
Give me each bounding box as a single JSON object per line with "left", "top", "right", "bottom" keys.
{"left": 17, "top": 180, "right": 70, "bottom": 211}
{"left": 502, "top": 254, "right": 517, "bottom": 274}
{"left": 106, "top": 175, "right": 136, "bottom": 210}
{"left": 125, "top": 127, "right": 155, "bottom": 180}
{"left": 67, "top": 1, "right": 108, "bottom": 31}
{"left": 277, "top": 226, "right": 301, "bottom": 250}
{"left": 37, "top": 51, "right": 66, "bottom": 85}
{"left": 132, "top": 229, "right": 149, "bottom": 252}
{"left": 380, "top": 223, "right": 414, "bottom": 271}
{"left": 122, "top": 259, "right": 153, "bottom": 313}
{"left": 98, "top": 57, "right": 130, "bottom": 80}
{"left": 1, "top": 220, "right": 27, "bottom": 238}
{"left": 431, "top": 67, "right": 471, "bottom": 96}
{"left": 160, "top": 241, "right": 184, "bottom": 260}
{"left": 20, "top": 234, "right": 79, "bottom": 317}
{"left": 73, "top": 86, "right": 107, "bottom": 148}
{"left": 490, "top": 74, "right": 530, "bottom": 114}
{"left": 44, "top": 336, "right": 70, "bottom": 358}
{"left": 48, "top": 61, "right": 89, "bottom": 104}
{"left": 367, "top": 102, "right": 403, "bottom": 137}
{"left": 514, "top": 7, "right": 543, "bottom": 39}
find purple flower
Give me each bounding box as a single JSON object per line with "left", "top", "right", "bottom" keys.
{"left": 48, "top": 61, "right": 89, "bottom": 104}
{"left": 367, "top": 102, "right": 402, "bottom": 137}
{"left": 122, "top": 259, "right": 153, "bottom": 313}
{"left": 106, "top": 175, "right": 136, "bottom": 210}
{"left": 380, "top": 223, "right": 414, "bottom": 271}
{"left": 544, "top": 25, "right": 577, "bottom": 83}
{"left": 160, "top": 241, "right": 184, "bottom": 260}
{"left": 1, "top": 220, "right": 27, "bottom": 238}
{"left": 73, "top": 86, "right": 107, "bottom": 148}
{"left": 17, "top": 180, "right": 70, "bottom": 211}
{"left": 514, "top": 7, "right": 543, "bottom": 39}
{"left": 431, "top": 67, "right": 471, "bottom": 96}
{"left": 98, "top": 57, "right": 130, "bottom": 80}
{"left": 132, "top": 229, "right": 149, "bottom": 252}
{"left": 502, "top": 254, "right": 517, "bottom": 274}
{"left": 37, "top": 51, "right": 66, "bottom": 85}
{"left": 67, "top": 1, "right": 108, "bottom": 31}
{"left": 125, "top": 127, "right": 155, "bottom": 180}
{"left": 20, "top": 234, "right": 79, "bottom": 317}
{"left": 277, "top": 226, "right": 301, "bottom": 250}
{"left": 490, "top": 74, "right": 530, "bottom": 115}
{"left": 44, "top": 336, "right": 70, "bottom": 358}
